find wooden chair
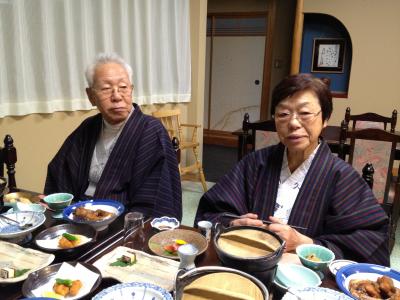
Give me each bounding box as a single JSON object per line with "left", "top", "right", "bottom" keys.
{"left": 344, "top": 107, "right": 397, "bottom": 164}
{"left": 0, "top": 134, "right": 17, "bottom": 192}
{"left": 235, "top": 113, "right": 276, "bottom": 161}
{"left": 152, "top": 109, "right": 207, "bottom": 192}
{"left": 340, "top": 126, "right": 400, "bottom": 251}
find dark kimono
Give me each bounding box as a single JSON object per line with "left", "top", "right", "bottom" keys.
{"left": 45, "top": 104, "right": 182, "bottom": 220}
{"left": 195, "top": 142, "right": 389, "bottom": 266}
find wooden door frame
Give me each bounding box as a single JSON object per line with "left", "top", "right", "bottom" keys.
{"left": 204, "top": 4, "right": 277, "bottom": 146}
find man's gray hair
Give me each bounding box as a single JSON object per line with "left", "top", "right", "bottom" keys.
{"left": 85, "top": 52, "right": 133, "bottom": 87}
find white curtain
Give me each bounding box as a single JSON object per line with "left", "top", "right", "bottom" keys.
{"left": 0, "top": 0, "right": 191, "bottom": 118}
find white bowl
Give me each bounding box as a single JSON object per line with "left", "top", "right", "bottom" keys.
{"left": 16, "top": 202, "right": 46, "bottom": 213}
{"left": 151, "top": 216, "right": 180, "bottom": 231}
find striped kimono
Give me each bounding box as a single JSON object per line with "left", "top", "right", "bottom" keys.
{"left": 195, "top": 142, "right": 389, "bottom": 266}
{"left": 44, "top": 104, "right": 182, "bottom": 220}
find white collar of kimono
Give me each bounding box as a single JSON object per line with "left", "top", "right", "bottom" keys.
{"left": 281, "top": 143, "right": 321, "bottom": 184}
{"left": 85, "top": 108, "right": 134, "bottom": 197}
{"left": 273, "top": 143, "right": 321, "bottom": 223}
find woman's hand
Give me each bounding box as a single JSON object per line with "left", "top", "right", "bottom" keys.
{"left": 229, "top": 213, "right": 263, "bottom": 227}
{"left": 267, "top": 216, "right": 313, "bottom": 252}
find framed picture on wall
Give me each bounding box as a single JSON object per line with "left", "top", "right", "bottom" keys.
{"left": 311, "top": 38, "right": 345, "bottom": 73}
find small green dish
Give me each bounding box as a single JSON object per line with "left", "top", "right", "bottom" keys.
{"left": 43, "top": 193, "right": 73, "bottom": 218}
{"left": 296, "top": 244, "right": 335, "bottom": 272}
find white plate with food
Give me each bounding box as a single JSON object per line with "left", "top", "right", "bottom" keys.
{"left": 0, "top": 240, "right": 55, "bottom": 284}
{"left": 63, "top": 200, "right": 124, "bottom": 231}
{"left": 336, "top": 263, "right": 400, "bottom": 299}
{"left": 93, "top": 282, "right": 172, "bottom": 300}
{"left": 93, "top": 246, "right": 179, "bottom": 291}
{"left": 34, "top": 223, "right": 97, "bottom": 254}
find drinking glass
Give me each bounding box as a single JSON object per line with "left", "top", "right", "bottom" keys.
{"left": 123, "top": 212, "right": 145, "bottom": 250}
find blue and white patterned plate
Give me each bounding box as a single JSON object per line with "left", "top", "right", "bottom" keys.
{"left": 63, "top": 199, "right": 124, "bottom": 231}
{"left": 336, "top": 263, "right": 400, "bottom": 299}
{"left": 151, "top": 216, "right": 180, "bottom": 231}
{"left": 282, "top": 287, "right": 353, "bottom": 300}
{"left": 92, "top": 282, "right": 173, "bottom": 300}
{"left": 0, "top": 211, "right": 46, "bottom": 239}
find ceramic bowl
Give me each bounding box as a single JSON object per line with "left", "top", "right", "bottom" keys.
{"left": 148, "top": 229, "right": 207, "bottom": 260}
{"left": 151, "top": 216, "right": 180, "bottom": 231}
{"left": 4, "top": 192, "right": 42, "bottom": 210}
{"left": 296, "top": 244, "right": 335, "bottom": 271}
{"left": 63, "top": 200, "right": 124, "bottom": 231}
{"left": 328, "top": 259, "right": 357, "bottom": 276}
{"left": 275, "top": 263, "right": 321, "bottom": 290}
{"left": 43, "top": 193, "right": 73, "bottom": 218}
{"left": 0, "top": 211, "right": 46, "bottom": 242}
{"left": 16, "top": 202, "right": 46, "bottom": 213}
{"left": 93, "top": 282, "right": 173, "bottom": 300}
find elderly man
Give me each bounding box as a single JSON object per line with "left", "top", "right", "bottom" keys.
{"left": 44, "top": 53, "right": 182, "bottom": 220}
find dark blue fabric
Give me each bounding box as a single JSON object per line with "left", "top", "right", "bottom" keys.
{"left": 195, "top": 142, "right": 389, "bottom": 265}
{"left": 45, "top": 104, "right": 182, "bottom": 220}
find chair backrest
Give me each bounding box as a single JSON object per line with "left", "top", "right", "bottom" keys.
{"left": 345, "top": 107, "right": 397, "bottom": 132}
{"left": 236, "top": 113, "right": 276, "bottom": 161}
{"left": 236, "top": 113, "right": 349, "bottom": 161}
{"left": 340, "top": 126, "right": 400, "bottom": 204}
{"left": 320, "top": 120, "right": 349, "bottom": 160}
{"left": 0, "top": 135, "right": 17, "bottom": 191}
{"left": 171, "top": 136, "right": 181, "bottom": 164}
{"left": 152, "top": 109, "right": 183, "bottom": 142}
{"left": 345, "top": 107, "right": 398, "bottom": 165}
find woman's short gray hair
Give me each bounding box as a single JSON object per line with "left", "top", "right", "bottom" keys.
{"left": 85, "top": 52, "right": 133, "bottom": 87}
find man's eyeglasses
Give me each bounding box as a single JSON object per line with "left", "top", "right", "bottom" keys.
{"left": 93, "top": 85, "right": 133, "bottom": 98}
{"left": 273, "top": 110, "right": 322, "bottom": 123}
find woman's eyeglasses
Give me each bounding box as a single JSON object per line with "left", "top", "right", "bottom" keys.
{"left": 273, "top": 110, "right": 322, "bottom": 123}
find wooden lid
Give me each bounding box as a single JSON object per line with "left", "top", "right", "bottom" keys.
{"left": 183, "top": 272, "right": 264, "bottom": 300}
{"left": 217, "top": 228, "right": 281, "bottom": 258}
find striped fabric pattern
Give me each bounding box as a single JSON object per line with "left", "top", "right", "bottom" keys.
{"left": 45, "top": 104, "right": 182, "bottom": 220}
{"left": 195, "top": 142, "right": 389, "bottom": 265}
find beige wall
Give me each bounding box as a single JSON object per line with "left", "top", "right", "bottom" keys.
{"left": 0, "top": 0, "right": 208, "bottom": 192}
{"left": 304, "top": 0, "right": 400, "bottom": 126}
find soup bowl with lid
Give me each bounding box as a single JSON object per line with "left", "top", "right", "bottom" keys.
{"left": 213, "top": 224, "right": 285, "bottom": 289}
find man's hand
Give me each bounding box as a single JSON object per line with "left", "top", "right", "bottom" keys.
{"left": 268, "top": 216, "right": 313, "bottom": 252}
{"left": 229, "top": 213, "right": 263, "bottom": 227}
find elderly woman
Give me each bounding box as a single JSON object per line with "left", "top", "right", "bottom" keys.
{"left": 195, "top": 73, "right": 389, "bottom": 266}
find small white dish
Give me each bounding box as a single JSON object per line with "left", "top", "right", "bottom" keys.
{"left": 328, "top": 259, "right": 356, "bottom": 275}
{"left": 151, "top": 216, "right": 179, "bottom": 231}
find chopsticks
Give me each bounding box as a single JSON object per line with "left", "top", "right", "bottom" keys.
{"left": 221, "top": 212, "right": 308, "bottom": 230}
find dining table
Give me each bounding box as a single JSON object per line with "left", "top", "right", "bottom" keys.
{"left": 1, "top": 208, "right": 340, "bottom": 300}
